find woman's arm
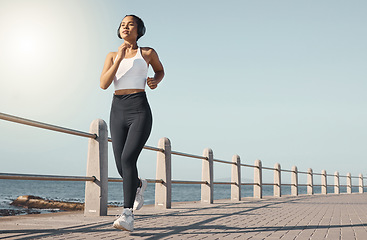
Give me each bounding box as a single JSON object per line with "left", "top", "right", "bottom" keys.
{"left": 100, "top": 43, "right": 129, "bottom": 90}
{"left": 146, "top": 48, "right": 165, "bottom": 90}
{"left": 100, "top": 52, "right": 117, "bottom": 89}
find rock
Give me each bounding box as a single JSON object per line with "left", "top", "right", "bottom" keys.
{"left": 11, "top": 195, "right": 84, "bottom": 211}
{"left": 0, "top": 209, "right": 41, "bottom": 216}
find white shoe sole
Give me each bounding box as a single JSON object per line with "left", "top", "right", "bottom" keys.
{"left": 134, "top": 179, "right": 148, "bottom": 211}
{"left": 140, "top": 179, "right": 148, "bottom": 192}
{"left": 113, "top": 221, "right": 133, "bottom": 232}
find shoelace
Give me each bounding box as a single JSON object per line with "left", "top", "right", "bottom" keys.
{"left": 115, "top": 210, "right": 133, "bottom": 219}
{"left": 115, "top": 212, "right": 124, "bottom": 219}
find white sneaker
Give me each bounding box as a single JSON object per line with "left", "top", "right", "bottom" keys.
{"left": 113, "top": 208, "right": 134, "bottom": 231}
{"left": 133, "top": 179, "right": 147, "bottom": 211}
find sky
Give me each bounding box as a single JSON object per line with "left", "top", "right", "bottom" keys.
{"left": 1, "top": 0, "right": 366, "bottom": 185}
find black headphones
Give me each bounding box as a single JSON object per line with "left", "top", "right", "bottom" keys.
{"left": 117, "top": 15, "right": 146, "bottom": 40}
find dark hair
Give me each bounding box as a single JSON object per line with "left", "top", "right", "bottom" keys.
{"left": 117, "top": 15, "right": 146, "bottom": 40}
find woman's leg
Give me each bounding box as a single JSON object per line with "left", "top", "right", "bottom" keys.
{"left": 121, "top": 105, "right": 152, "bottom": 208}
{"left": 110, "top": 99, "right": 128, "bottom": 179}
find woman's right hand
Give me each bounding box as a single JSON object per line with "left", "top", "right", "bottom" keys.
{"left": 100, "top": 42, "right": 131, "bottom": 90}
{"left": 116, "top": 43, "right": 131, "bottom": 62}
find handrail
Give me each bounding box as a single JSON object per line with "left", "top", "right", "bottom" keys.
{"left": 0, "top": 173, "right": 243, "bottom": 187}
{"left": 144, "top": 145, "right": 164, "bottom": 152}
{"left": 263, "top": 166, "right": 276, "bottom": 171}
{"left": 214, "top": 181, "right": 236, "bottom": 185}
{"left": 0, "top": 173, "right": 204, "bottom": 185}
{"left": 171, "top": 150, "right": 207, "bottom": 160}
{"left": 0, "top": 112, "right": 96, "bottom": 139}
{"left": 241, "top": 163, "right": 256, "bottom": 168}
{"left": 5, "top": 112, "right": 352, "bottom": 181}
{"left": 1, "top": 112, "right": 163, "bottom": 153}
{"left": 313, "top": 173, "right": 323, "bottom": 176}
{"left": 0, "top": 172, "right": 95, "bottom": 182}
{"left": 213, "top": 158, "right": 235, "bottom": 165}
{"left": 172, "top": 180, "right": 207, "bottom": 184}
{"left": 1, "top": 111, "right": 366, "bottom": 211}
{"left": 107, "top": 177, "right": 164, "bottom": 183}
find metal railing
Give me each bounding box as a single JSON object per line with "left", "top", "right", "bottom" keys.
{"left": 1, "top": 112, "right": 96, "bottom": 139}
{"left": 0, "top": 173, "right": 95, "bottom": 182}
{"left": 1, "top": 112, "right": 366, "bottom": 216}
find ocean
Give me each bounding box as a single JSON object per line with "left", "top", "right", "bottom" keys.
{"left": 0, "top": 179, "right": 358, "bottom": 216}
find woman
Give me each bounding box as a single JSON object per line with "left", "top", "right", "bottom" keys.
{"left": 100, "top": 14, "right": 164, "bottom": 231}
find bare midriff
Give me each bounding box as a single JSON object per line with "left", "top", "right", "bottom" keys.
{"left": 114, "top": 89, "right": 145, "bottom": 95}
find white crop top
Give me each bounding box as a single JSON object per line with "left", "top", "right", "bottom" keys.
{"left": 113, "top": 47, "right": 148, "bottom": 90}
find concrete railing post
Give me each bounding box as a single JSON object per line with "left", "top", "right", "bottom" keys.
{"left": 201, "top": 148, "right": 213, "bottom": 204}
{"left": 347, "top": 173, "right": 352, "bottom": 194}
{"left": 307, "top": 168, "right": 313, "bottom": 195}
{"left": 155, "top": 137, "right": 172, "bottom": 208}
{"left": 254, "top": 160, "right": 262, "bottom": 199}
{"left": 291, "top": 166, "right": 298, "bottom": 196}
{"left": 334, "top": 171, "right": 340, "bottom": 194}
{"left": 321, "top": 170, "right": 327, "bottom": 194}
{"left": 359, "top": 174, "right": 364, "bottom": 193}
{"left": 231, "top": 155, "right": 241, "bottom": 201}
{"left": 84, "top": 119, "right": 108, "bottom": 216}
{"left": 274, "top": 163, "right": 281, "bottom": 197}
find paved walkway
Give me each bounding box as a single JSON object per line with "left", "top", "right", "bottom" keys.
{"left": 1, "top": 193, "right": 367, "bottom": 239}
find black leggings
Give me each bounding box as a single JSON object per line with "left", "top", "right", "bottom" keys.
{"left": 110, "top": 92, "right": 152, "bottom": 208}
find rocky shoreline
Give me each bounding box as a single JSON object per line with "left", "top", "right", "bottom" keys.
{"left": 1, "top": 195, "right": 118, "bottom": 217}
{"left": 0, "top": 208, "right": 42, "bottom": 216}
{"left": 0, "top": 195, "right": 84, "bottom": 216}
{"left": 11, "top": 195, "right": 84, "bottom": 211}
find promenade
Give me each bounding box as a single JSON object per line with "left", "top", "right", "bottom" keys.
{"left": 1, "top": 193, "right": 367, "bottom": 240}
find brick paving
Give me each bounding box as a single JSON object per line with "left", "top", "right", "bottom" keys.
{"left": 1, "top": 193, "right": 367, "bottom": 239}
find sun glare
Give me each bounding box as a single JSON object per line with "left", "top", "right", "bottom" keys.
{"left": 19, "top": 37, "right": 37, "bottom": 54}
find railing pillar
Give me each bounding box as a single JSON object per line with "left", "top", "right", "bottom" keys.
{"left": 307, "top": 168, "right": 313, "bottom": 195}
{"left": 231, "top": 155, "right": 241, "bottom": 201}
{"left": 254, "top": 159, "right": 262, "bottom": 199}
{"left": 321, "top": 170, "right": 327, "bottom": 194}
{"left": 274, "top": 163, "right": 281, "bottom": 197}
{"left": 291, "top": 166, "right": 298, "bottom": 196}
{"left": 347, "top": 172, "right": 352, "bottom": 194}
{"left": 359, "top": 174, "right": 364, "bottom": 193}
{"left": 155, "top": 137, "right": 172, "bottom": 208}
{"left": 201, "top": 148, "right": 213, "bottom": 204}
{"left": 84, "top": 119, "right": 108, "bottom": 216}
{"left": 334, "top": 171, "right": 340, "bottom": 194}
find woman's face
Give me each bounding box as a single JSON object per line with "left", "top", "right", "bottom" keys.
{"left": 119, "top": 16, "right": 139, "bottom": 40}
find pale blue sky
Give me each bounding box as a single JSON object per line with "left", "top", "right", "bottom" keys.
{"left": 1, "top": 0, "right": 366, "bottom": 183}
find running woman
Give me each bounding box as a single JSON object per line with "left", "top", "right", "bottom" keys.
{"left": 100, "top": 14, "right": 165, "bottom": 231}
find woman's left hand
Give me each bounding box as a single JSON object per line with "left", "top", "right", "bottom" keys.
{"left": 147, "top": 77, "right": 158, "bottom": 89}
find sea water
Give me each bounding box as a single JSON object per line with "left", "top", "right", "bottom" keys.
{"left": 0, "top": 179, "right": 356, "bottom": 216}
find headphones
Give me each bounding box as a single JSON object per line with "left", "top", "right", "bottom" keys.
{"left": 117, "top": 15, "right": 146, "bottom": 40}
